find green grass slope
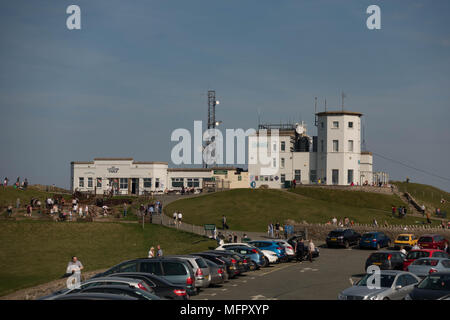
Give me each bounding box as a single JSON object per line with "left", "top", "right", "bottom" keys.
{"left": 0, "top": 221, "right": 215, "bottom": 297}
{"left": 393, "top": 181, "right": 450, "bottom": 213}
{"left": 165, "top": 188, "right": 432, "bottom": 233}
{"left": 0, "top": 186, "right": 71, "bottom": 208}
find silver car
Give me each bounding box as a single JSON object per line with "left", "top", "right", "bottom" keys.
{"left": 38, "top": 276, "right": 153, "bottom": 300}
{"left": 338, "top": 270, "right": 421, "bottom": 300}
{"left": 173, "top": 255, "right": 211, "bottom": 289}
{"left": 407, "top": 258, "right": 450, "bottom": 277}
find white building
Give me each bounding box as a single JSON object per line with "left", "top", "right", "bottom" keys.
{"left": 70, "top": 158, "right": 249, "bottom": 195}
{"left": 248, "top": 110, "right": 386, "bottom": 188}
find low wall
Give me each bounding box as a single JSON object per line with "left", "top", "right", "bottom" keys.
{"left": 295, "top": 184, "right": 394, "bottom": 195}
{"left": 288, "top": 221, "right": 449, "bottom": 242}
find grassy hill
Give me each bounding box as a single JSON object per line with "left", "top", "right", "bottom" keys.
{"left": 0, "top": 186, "right": 71, "bottom": 208}
{"left": 393, "top": 181, "right": 450, "bottom": 214}
{"left": 165, "top": 188, "right": 433, "bottom": 232}
{"left": 0, "top": 221, "right": 215, "bottom": 297}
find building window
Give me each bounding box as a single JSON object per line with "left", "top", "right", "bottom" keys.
{"left": 281, "top": 174, "right": 285, "bottom": 183}
{"left": 87, "top": 177, "right": 93, "bottom": 188}
{"left": 281, "top": 158, "right": 285, "bottom": 169}
{"left": 238, "top": 175, "right": 242, "bottom": 181}
{"left": 79, "top": 177, "right": 84, "bottom": 188}
{"left": 119, "top": 178, "right": 128, "bottom": 189}
{"left": 348, "top": 140, "right": 354, "bottom": 152}
{"left": 310, "top": 170, "right": 317, "bottom": 183}
{"left": 281, "top": 141, "right": 285, "bottom": 152}
{"left": 348, "top": 170, "right": 354, "bottom": 184}
{"left": 333, "top": 140, "right": 339, "bottom": 152}
{"left": 155, "top": 178, "right": 160, "bottom": 188}
{"left": 332, "top": 169, "right": 339, "bottom": 185}
{"left": 321, "top": 122, "right": 324, "bottom": 128}
{"left": 348, "top": 122, "right": 353, "bottom": 128}
{"left": 172, "top": 178, "right": 184, "bottom": 188}
{"left": 187, "top": 178, "right": 199, "bottom": 188}
{"left": 143, "top": 178, "right": 152, "bottom": 188}
{"left": 321, "top": 140, "right": 324, "bottom": 152}
{"left": 96, "top": 178, "right": 102, "bottom": 188}
{"left": 332, "top": 121, "right": 339, "bottom": 128}
{"left": 295, "top": 170, "right": 301, "bottom": 181}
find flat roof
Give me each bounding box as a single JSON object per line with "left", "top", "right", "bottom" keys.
{"left": 316, "top": 110, "right": 363, "bottom": 117}
{"left": 71, "top": 159, "right": 168, "bottom": 165}
{"left": 167, "top": 167, "right": 238, "bottom": 172}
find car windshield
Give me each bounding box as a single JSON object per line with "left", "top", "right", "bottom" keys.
{"left": 397, "top": 236, "right": 410, "bottom": 241}
{"left": 417, "top": 275, "right": 450, "bottom": 290}
{"left": 406, "top": 251, "right": 429, "bottom": 260}
{"left": 356, "top": 274, "right": 395, "bottom": 288}
{"left": 195, "top": 258, "right": 208, "bottom": 269}
{"left": 368, "top": 253, "right": 389, "bottom": 261}
{"left": 419, "top": 237, "right": 433, "bottom": 243}
{"left": 412, "top": 258, "right": 439, "bottom": 266}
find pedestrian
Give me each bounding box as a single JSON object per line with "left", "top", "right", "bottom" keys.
{"left": 7, "top": 205, "right": 13, "bottom": 217}
{"left": 308, "top": 240, "right": 315, "bottom": 262}
{"left": 26, "top": 204, "right": 32, "bottom": 217}
{"left": 16, "top": 197, "right": 20, "bottom": 209}
{"left": 84, "top": 205, "right": 89, "bottom": 217}
{"left": 3, "top": 177, "right": 8, "bottom": 187}
{"left": 148, "top": 247, "right": 155, "bottom": 258}
{"left": 123, "top": 202, "right": 128, "bottom": 217}
{"left": 173, "top": 211, "right": 178, "bottom": 226}
{"left": 403, "top": 206, "right": 407, "bottom": 217}
{"left": 227, "top": 233, "right": 232, "bottom": 243}
{"left": 275, "top": 222, "right": 280, "bottom": 238}
{"left": 384, "top": 220, "right": 388, "bottom": 228}
{"left": 23, "top": 178, "right": 28, "bottom": 190}
{"left": 294, "top": 238, "right": 305, "bottom": 262}
{"left": 292, "top": 179, "right": 296, "bottom": 189}
{"left": 426, "top": 211, "right": 431, "bottom": 224}
{"left": 373, "top": 218, "right": 378, "bottom": 227}
{"left": 398, "top": 206, "right": 403, "bottom": 218}
{"left": 421, "top": 204, "right": 426, "bottom": 216}
{"left": 222, "top": 215, "right": 228, "bottom": 230}
{"left": 156, "top": 245, "right": 163, "bottom": 257}
{"left": 178, "top": 211, "right": 183, "bottom": 227}
{"left": 233, "top": 232, "right": 238, "bottom": 243}
{"left": 391, "top": 206, "right": 396, "bottom": 217}
{"left": 332, "top": 217, "right": 337, "bottom": 226}
{"left": 66, "top": 256, "right": 84, "bottom": 286}
{"left": 78, "top": 206, "right": 83, "bottom": 217}
{"left": 269, "top": 223, "right": 274, "bottom": 238}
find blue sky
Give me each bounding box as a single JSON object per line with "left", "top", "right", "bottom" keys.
{"left": 0, "top": 0, "right": 449, "bottom": 191}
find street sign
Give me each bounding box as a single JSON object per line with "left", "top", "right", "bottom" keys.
{"left": 204, "top": 224, "right": 216, "bottom": 231}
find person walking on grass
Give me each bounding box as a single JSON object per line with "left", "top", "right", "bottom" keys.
{"left": 177, "top": 211, "right": 183, "bottom": 227}
{"left": 66, "top": 256, "right": 84, "bottom": 288}
{"left": 156, "top": 245, "right": 163, "bottom": 257}
{"left": 222, "top": 215, "right": 228, "bottom": 230}
{"left": 3, "top": 177, "right": 8, "bottom": 187}
{"left": 7, "top": 205, "right": 13, "bottom": 217}
{"left": 148, "top": 247, "right": 155, "bottom": 258}
{"left": 123, "top": 202, "right": 128, "bottom": 217}
{"left": 173, "top": 211, "right": 178, "bottom": 226}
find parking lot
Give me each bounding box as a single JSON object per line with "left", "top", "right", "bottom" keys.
{"left": 192, "top": 243, "right": 372, "bottom": 300}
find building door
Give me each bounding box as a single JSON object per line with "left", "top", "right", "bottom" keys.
{"left": 332, "top": 170, "right": 339, "bottom": 185}
{"left": 131, "top": 178, "right": 139, "bottom": 195}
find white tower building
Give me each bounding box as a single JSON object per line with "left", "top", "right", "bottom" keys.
{"left": 316, "top": 111, "right": 363, "bottom": 185}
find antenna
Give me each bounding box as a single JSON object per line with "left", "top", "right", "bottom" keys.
{"left": 341, "top": 91, "right": 346, "bottom": 111}
{"left": 314, "top": 97, "right": 318, "bottom": 126}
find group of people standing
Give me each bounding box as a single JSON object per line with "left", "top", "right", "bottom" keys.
{"left": 3, "top": 177, "right": 28, "bottom": 189}
{"left": 172, "top": 211, "right": 183, "bottom": 227}
{"left": 391, "top": 205, "right": 408, "bottom": 219}
{"left": 330, "top": 216, "right": 355, "bottom": 227}
{"left": 148, "top": 245, "right": 164, "bottom": 258}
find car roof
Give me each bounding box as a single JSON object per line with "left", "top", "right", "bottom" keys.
{"left": 415, "top": 257, "right": 450, "bottom": 261}
{"left": 409, "top": 249, "right": 443, "bottom": 253}
{"left": 371, "top": 251, "right": 402, "bottom": 255}
{"left": 85, "top": 276, "right": 141, "bottom": 283}
{"left": 54, "top": 293, "right": 138, "bottom": 300}
{"left": 398, "top": 233, "right": 414, "bottom": 236}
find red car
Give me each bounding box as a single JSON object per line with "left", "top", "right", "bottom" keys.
{"left": 402, "top": 249, "right": 449, "bottom": 270}
{"left": 418, "top": 234, "right": 449, "bottom": 250}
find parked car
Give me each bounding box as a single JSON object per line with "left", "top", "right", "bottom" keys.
{"left": 53, "top": 293, "right": 138, "bottom": 300}
{"left": 216, "top": 243, "right": 275, "bottom": 265}
{"left": 275, "top": 240, "right": 296, "bottom": 260}
{"left": 326, "top": 229, "right": 361, "bottom": 248}
{"left": 203, "top": 250, "right": 248, "bottom": 275}
{"left": 405, "top": 272, "right": 450, "bottom": 300}
{"left": 247, "top": 241, "right": 287, "bottom": 261}
{"left": 393, "top": 234, "right": 418, "bottom": 250}
{"left": 171, "top": 255, "right": 211, "bottom": 290}
{"left": 218, "top": 245, "right": 266, "bottom": 269}
{"left": 191, "top": 252, "right": 237, "bottom": 279}
{"left": 105, "top": 272, "right": 189, "bottom": 300}
{"left": 407, "top": 258, "right": 450, "bottom": 277}
{"left": 359, "top": 232, "right": 391, "bottom": 250}
{"left": 365, "top": 251, "right": 406, "bottom": 271}
{"left": 403, "top": 249, "right": 449, "bottom": 271}
{"left": 38, "top": 276, "right": 154, "bottom": 300}
{"left": 203, "top": 259, "right": 226, "bottom": 285}
{"left": 338, "top": 270, "right": 421, "bottom": 300}
{"left": 92, "top": 258, "right": 197, "bottom": 296}
{"left": 418, "top": 234, "right": 449, "bottom": 250}
{"left": 78, "top": 285, "right": 161, "bottom": 300}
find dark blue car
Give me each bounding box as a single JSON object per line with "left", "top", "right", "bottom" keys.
{"left": 359, "top": 232, "right": 391, "bottom": 250}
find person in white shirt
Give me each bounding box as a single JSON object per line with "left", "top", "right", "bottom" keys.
{"left": 173, "top": 212, "right": 177, "bottom": 226}
{"left": 79, "top": 207, "right": 83, "bottom": 217}
{"left": 84, "top": 205, "right": 89, "bottom": 217}
{"left": 178, "top": 212, "right": 183, "bottom": 227}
